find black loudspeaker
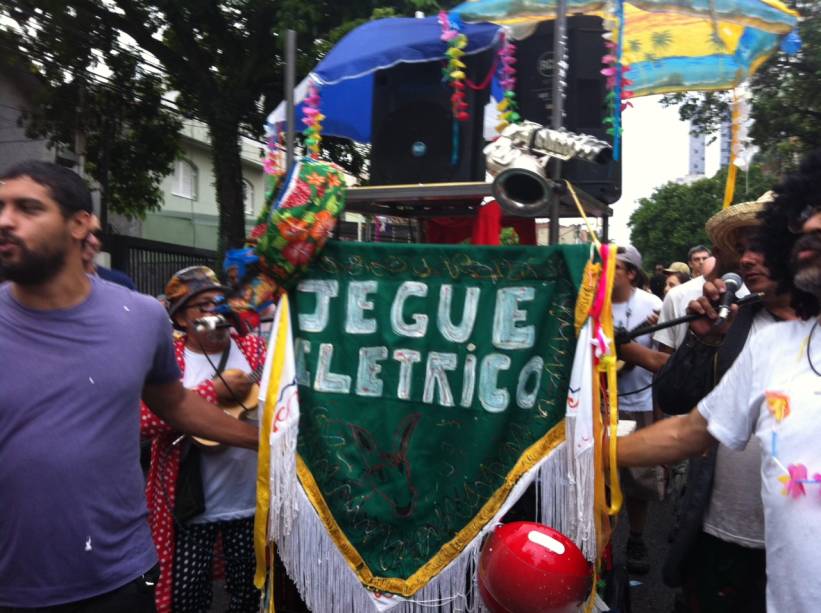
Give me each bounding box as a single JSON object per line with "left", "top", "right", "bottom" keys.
{"left": 515, "top": 16, "right": 622, "bottom": 204}
{"left": 369, "top": 49, "right": 494, "bottom": 185}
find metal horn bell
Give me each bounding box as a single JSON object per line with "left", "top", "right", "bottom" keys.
{"left": 492, "top": 154, "right": 557, "bottom": 216}
{"left": 484, "top": 121, "right": 612, "bottom": 217}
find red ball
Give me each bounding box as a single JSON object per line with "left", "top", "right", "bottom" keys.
{"left": 478, "top": 522, "right": 592, "bottom": 613}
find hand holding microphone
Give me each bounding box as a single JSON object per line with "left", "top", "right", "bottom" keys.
{"left": 714, "top": 272, "right": 743, "bottom": 326}
{"left": 687, "top": 272, "right": 743, "bottom": 338}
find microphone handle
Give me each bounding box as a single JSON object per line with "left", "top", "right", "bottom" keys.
{"left": 620, "top": 312, "right": 703, "bottom": 342}
{"left": 714, "top": 304, "right": 733, "bottom": 326}
{"left": 620, "top": 293, "right": 763, "bottom": 343}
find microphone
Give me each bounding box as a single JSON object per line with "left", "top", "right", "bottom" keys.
{"left": 193, "top": 314, "right": 231, "bottom": 332}
{"left": 715, "top": 272, "right": 743, "bottom": 326}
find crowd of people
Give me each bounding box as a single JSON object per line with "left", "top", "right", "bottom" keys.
{"left": 0, "top": 154, "right": 819, "bottom": 612}
{"left": 614, "top": 156, "right": 821, "bottom": 612}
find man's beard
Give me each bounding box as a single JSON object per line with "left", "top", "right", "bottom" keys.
{"left": 791, "top": 233, "right": 821, "bottom": 298}
{"left": 0, "top": 231, "right": 68, "bottom": 285}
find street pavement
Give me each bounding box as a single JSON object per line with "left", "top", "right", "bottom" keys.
{"left": 612, "top": 493, "right": 680, "bottom": 613}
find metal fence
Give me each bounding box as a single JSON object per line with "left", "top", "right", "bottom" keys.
{"left": 107, "top": 235, "right": 217, "bottom": 297}
{"left": 105, "top": 220, "right": 418, "bottom": 297}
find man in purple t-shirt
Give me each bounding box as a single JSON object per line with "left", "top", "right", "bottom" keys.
{"left": 0, "top": 161, "right": 258, "bottom": 611}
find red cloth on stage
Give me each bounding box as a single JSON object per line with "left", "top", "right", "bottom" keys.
{"left": 424, "top": 201, "right": 536, "bottom": 245}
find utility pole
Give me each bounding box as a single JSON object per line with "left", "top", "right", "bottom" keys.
{"left": 285, "top": 30, "right": 297, "bottom": 175}
{"left": 548, "top": 0, "right": 568, "bottom": 245}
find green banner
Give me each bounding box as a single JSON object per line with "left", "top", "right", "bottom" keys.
{"left": 291, "top": 240, "right": 588, "bottom": 594}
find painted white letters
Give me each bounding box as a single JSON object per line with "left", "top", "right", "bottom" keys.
{"left": 492, "top": 287, "right": 535, "bottom": 350}
{"left": 437, "top": 285, "right": 480, "bottom": 343}
{"left": 391, "top": 281, "right": 429, "bottom": 337}
{"left": 346, "top": 281, "right": 378, "bottom": 334}
{"left": 297, "top": 280, "right": 339, "bottom": 333}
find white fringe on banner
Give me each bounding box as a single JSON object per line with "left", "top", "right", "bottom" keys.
{"left": 269, "top": 436, "right": 592, "bottom": 612}
{"left": 555, "top": 319, "right": 598, "bottom": 562}
{"left": 267, "top": 423, "right": 300, "bottom": 539}
{"left": 555, "top": 416, "right": 597, "bottom": 561}
{"left": 266, "top": 318, "right": 600, "bottom": 611}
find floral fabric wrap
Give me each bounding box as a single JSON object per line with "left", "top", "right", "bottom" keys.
{"left": 223, "top": 157, "right": 347, "bottom": 321}
{"left": 254, "top": 157, "right": 346, "bottom": 282}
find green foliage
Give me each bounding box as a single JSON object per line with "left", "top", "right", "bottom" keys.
{"left": 0, "top": 14, "right": 181, "bottom": 219}
{"left": 2, "top": 0, "right": 459, "bottom": 249}
{"left": 628, "top": 165, "right": 773, "bottom": 267}
{"left": 499, "top": 227, "right": 520, "bottom": 245}
{"left": 661, "top": 1, "right": 821, "bottom": 172}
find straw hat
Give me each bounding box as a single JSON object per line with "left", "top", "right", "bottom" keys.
{"left": 705, "top": 191, "right": 774, "bottom": 258}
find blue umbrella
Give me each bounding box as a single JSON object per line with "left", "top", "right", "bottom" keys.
{"left": 267, "top": 16, "right": 503, "bottom": 144}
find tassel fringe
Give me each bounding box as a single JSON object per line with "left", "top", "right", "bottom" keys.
{"left": 270, "top": 435, "right": 593, "bottom": 612}
{"left": 554, "top": 415, "right": 597, "bottom": 561}
{"left": 267, "top": 424, "right": 300, "bottom": 539}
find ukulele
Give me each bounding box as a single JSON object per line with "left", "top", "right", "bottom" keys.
{"left": 192, "top": 368, "right": 262, "bottom": 448}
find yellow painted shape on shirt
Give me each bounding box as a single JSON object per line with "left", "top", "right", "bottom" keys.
{"left": 765, "top": 390, "right": 791, "bottom": 423}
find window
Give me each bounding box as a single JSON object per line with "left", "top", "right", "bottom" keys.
{"left": 172, "top": 159, "right": 197, "bottom": 200}
{"left": 243, "top": 179, "right": 255, "bottom": 216}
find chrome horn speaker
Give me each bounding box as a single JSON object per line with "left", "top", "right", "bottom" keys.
{"left": 484, "top": 121, "right": 613, "bottom": 216}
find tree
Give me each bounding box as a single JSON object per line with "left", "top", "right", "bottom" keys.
{"left": 628, "top": 165, "right": 772, "bottom": 268}
{"left": 661, "top": 1, "right": 821, "bottom": 175}
{"left": 4, "top": 0, "right": 442, "bottom": 254}
{"left": 0, "top": 25, "right": 181, "bottom": 221}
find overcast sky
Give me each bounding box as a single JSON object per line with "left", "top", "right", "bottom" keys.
{"left": 609, "top": 95, "right": 722, "bottom": 245}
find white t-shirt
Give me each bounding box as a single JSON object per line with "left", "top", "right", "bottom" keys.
{"left": 652, "top": 276, "right": 705, "bottom": 350}
{"left": 183, "top": 339, "right": 258, "bottom": 524}
{"left": 701, "top": 310, "right": 777, "bottom": 549}
{"left": 698, "top": 318, "right": 821, "bottom": 612}
{"left": 613, "top": 288, "right": 663, "bottom": 412}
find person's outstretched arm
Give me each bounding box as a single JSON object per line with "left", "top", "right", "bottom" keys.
{"left": 618, "top": 342, "right": 669, "bottom": 373}
{"left": 618, "top": 408, "right": 714, "bottom": 467}
{"left": 143, "top": 380, "right": 259, "bottom": 450}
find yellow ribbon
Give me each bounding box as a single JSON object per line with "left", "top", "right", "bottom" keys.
{"left": 723, "top": 91, "right": 741, "bottom": 208}
{"left": 588, "top": 242, "right": 622, "bottom": 581}
{"left": 598, "top": 246, "right": 622, "bottom": 515}
{"left": 253, "top": 296, "right": 292, "bottom": 599}
{"left": 564, "top": 180, "right": 601, "bottom": 249}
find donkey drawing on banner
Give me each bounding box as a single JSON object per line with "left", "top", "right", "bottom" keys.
{"left": 347, "top": 412, "right": 422, "bottom": 519}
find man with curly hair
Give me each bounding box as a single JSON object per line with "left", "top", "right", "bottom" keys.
{"left": 616, "top": 150, "right": 821, "bottom": 612}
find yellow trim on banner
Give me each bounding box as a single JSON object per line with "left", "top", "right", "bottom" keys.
{"left": 253, "top": 296, "right": 292, "bottom": 592}
{"left": 266, "top": 542, "right": 277, "bottom": 613}
{"left": 296, "top": 420, "right": 567, "bottom": 597}
{"left": 575, "top": 261, "right": 602, "bottom": 335}
{"left": 592, "top": 351, "right": 611, "bottom": 557}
